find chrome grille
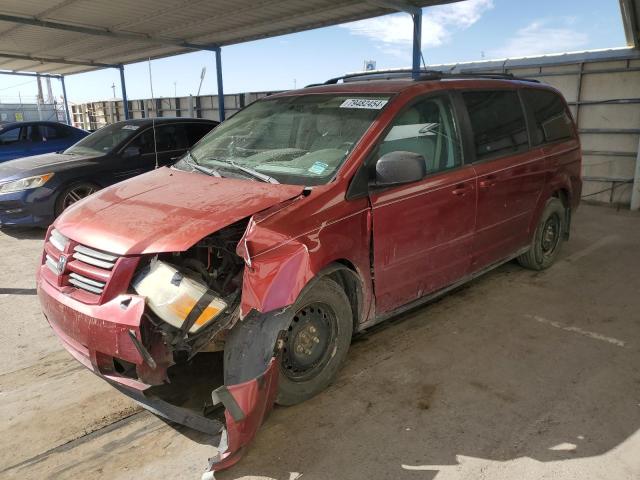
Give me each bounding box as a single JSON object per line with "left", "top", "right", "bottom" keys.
{"left": 49, "top": 229, "right": 69, "bottom": 252}
{"left": 68, "top": 272, "right": 106, "bottom": 295}
{"left": 45, "top": 254, "right": 60, "bottom": 275}
{"left": 73, "top": 245, "right": 118, "bottom": 269}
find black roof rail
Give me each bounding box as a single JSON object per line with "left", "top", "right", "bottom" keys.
{"left": 314, "top": 68, "right": 539, "bottom": 86}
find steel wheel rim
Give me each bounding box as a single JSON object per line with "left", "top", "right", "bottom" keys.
{"left": 62, "top": 185, "right": 95, "bottom": 210}
{"left": 540, "top": 213, "right": 561, "bottom": 257}
{"left": 281, "top": 302, "right": 337, "bottom": 382}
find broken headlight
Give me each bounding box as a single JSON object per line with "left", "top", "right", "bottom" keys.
{"left": 133, "top": 259, "right": 227, "bottom": 334}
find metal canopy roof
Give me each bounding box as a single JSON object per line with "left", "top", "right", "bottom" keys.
{"left": 0, "top": 0, "right": 459, "bottom": 76}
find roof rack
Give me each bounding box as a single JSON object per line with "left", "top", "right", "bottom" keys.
{"left": 317, "top": 68, "right": 539, "bottom": 85}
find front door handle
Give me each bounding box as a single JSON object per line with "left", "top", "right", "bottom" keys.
{"left": 451, "top": 183, "right": 470, "bottom": 196}
{"left": 479, "top": 175, "right": 497, "bottom": 188}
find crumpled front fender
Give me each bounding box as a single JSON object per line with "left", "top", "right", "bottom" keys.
{"left": 205, "top": 357, "right": 280, "bottom": 473}
{"left": 204, "top": 306, "right": 292, "bottom": 474}
{"left": 238, "top": 219, "right": 315, "bottom": 318}
{"left": 240, "top": 240, "right": 313, "bottom": 318}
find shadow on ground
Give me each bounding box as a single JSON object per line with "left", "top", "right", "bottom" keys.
{"left": 0, "top": 226, "right": 46, "bottom": 240}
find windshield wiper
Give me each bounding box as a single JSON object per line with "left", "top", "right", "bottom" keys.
{"left": 183, "top": 151, "right": 221, "bottom": 178}
{"left": 212, "top": 158, "right": 279, "bottom": 184}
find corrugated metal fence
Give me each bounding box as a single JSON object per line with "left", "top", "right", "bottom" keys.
{"left": 70, "top": 91, "right": 276, "bottom": 130}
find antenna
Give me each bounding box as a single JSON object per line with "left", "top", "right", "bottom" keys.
{"left": 147, "top": 58, "right": 159, "bottom": 169}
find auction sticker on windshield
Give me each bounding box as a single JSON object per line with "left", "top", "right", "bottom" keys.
{"left": 340, "top": 98, "right": 388, "bottom": 109}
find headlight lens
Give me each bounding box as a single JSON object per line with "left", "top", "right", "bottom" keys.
{"left": 133, "top": 259, "right": 227, "bottom": 334}
{"left": 0, "top": 173, "right": 54, "bottom": 194}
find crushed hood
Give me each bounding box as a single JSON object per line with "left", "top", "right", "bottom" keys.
{"left": 54, "top": 167, "right": 304, "bottom": 255}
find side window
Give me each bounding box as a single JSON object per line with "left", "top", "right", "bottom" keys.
{"left": 186, "top": 123, "right": 214, "bottom": 146}
{"left": 129, "top": 125, "right": 189, "bottom": 155}
{"left": 20, "top": 125, "right": 42, "bottom": 143}
{"left": 379, "top": 95, "right": 462, "bottom": 175}
{"left": 462, "top": 90, "right": 529, "bottom": 160}
{"left": 0, "top": 127, "right": 20, "bottom": 144}
{"left": 154, "top": 124, "right": 189, "bottom": 152}
{"left": 129, "top": 129, "right": 156, "bottom": 155}
{"left": 522, "top": 89, "right": 574, "bottom": 145}
{"left": 42, "top": 125, "right": 69, "bottom": 140}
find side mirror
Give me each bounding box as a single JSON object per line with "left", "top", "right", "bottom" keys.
{"left": 374, "top": 151, "right": 426, "bottom": 187}
{"left": 122, "top": 146, "right": 141, "bottom": 158}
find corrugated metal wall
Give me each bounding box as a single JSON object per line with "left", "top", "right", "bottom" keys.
{"left": 71, "top": 91, "right": 276, "bottom": 130}
{"left": 0, "top": 103, "right": 61, "bottom": 122}
{"left": 431, "top": 48, "right": 640, "bottom": 207}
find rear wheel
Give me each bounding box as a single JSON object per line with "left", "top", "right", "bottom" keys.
{"left": 276, "top": 277, "right": 352, "bottom": 406}
{"left": 55, "top": 182, "right": 99, "bottom": 216}
{"left": 518, "top": 197, "right": 566, "bottom": 270}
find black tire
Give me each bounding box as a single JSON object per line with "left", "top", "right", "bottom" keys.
{"left": 518, "top": 197, "right": 566, "bottom": 271}
{"left": 55, "top": 182, "right": 100, "bottom": 216}
{"left": 276, "top": 277, "right": 353, "bottom": 406}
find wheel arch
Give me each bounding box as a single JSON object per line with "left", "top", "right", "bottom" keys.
{"left": 313, "top": 260, "right": 365, "bottom": 333}
{"left": 54, "top": 178, "right": 101, "bottom": 215}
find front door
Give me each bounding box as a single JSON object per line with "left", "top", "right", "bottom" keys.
{"left": 370, "top": 94, "right": 477, "bottom": 314}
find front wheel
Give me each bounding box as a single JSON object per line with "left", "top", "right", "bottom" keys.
{"left": 518, "top": 197, "right": 566, "bottom": 271}
{"left": 276, "top": 277, "right": 353, "bottom": 406}
{"left": 55, "top": 182, "right": 100, "bottom": 216}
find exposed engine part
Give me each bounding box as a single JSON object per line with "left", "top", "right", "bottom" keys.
{"left": 135, "top": 219, "right": 248, "bottom": 359}
{"left": 133, "top": 259, "right": 229, "bottom": 334}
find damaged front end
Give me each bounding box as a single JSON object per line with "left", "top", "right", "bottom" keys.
{"left": 37, "top": 219, "right": 293, "bottom": 475}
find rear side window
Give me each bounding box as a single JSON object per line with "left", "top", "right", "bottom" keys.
{"left": 462, "top": 90, "right": 529, "bottom": 160}
{"left": 522, "top": 89, "right": 574, "bottom": 145}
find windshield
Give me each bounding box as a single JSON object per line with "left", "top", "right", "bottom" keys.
{"left": 64, "top": 122, "right": 142, "bottom": 156}
{"left": 177, "top": 94, "right": 391, "bottom": 185}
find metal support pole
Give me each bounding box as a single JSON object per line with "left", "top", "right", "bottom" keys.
{"left": 119, "top": 65, "right": 130, "bottom": 120}
{"left": 60, "top": 75, "right": 71, "bottom": 125}
{"left": 215, "top": 47, "right": 225, "bottom": 121}
{"left": 412, "top": 10, "right": 422, "bottom": 79}
{"left": 631, "top": 137, "right": 640, "bottom": 210}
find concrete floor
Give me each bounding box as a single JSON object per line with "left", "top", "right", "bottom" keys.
{"left": 0, "top": 203, "right": 638, "bottom": 480}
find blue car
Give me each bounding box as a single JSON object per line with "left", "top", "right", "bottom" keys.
{"left": 0, "top": 121, "right": 89, "bottom": 163}
{"left": 0, "top": 117, "right": 217, "bottom": 227}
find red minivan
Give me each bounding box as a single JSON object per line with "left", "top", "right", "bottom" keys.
{"left": 36, "top": 71, "right": 582, "bottom": 473}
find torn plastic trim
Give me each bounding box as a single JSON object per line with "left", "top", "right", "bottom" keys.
{"left": 106, "top": 379, "right": 224, "bottom": 436}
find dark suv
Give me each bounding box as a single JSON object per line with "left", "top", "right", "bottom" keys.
{"left": 37, "top": 71, "right": 581, "bottom": 474}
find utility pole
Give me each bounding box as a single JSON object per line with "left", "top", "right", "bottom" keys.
{"left": 111, "top": 82, "right": 116, "bottom": 98}
{"left": 173, "top": 81, "right": 177, "bottom": 97}
{"left": 197, "top": 67, "right": 206, "bottom": 96}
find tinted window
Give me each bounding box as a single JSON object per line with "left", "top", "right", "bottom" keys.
{"left": 21, "top": 125, "right": 42, "bottom": 143}
{"left": 130, "top": 124, "right": 189, "bottom": 154}
{"left": 186, "top": 123, "right": 215, "bottom": 146}
{"left": 379, "top": 95, "right": 462, "bottom": 174}
{"left": 42, "top": 125, "right": 70, "bottom": 140}
{"left": 523, "top": 89, "right": 574, "bottom": 145}
{"left": 463, "top": 90, "right": 529, "bottom": 160}
{"left": 0, "top": 127, "right": 20, "bottom": 144}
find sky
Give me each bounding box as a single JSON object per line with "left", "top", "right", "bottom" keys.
{"left": 0, "top": 0, "right": 628, "bottom": 106}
